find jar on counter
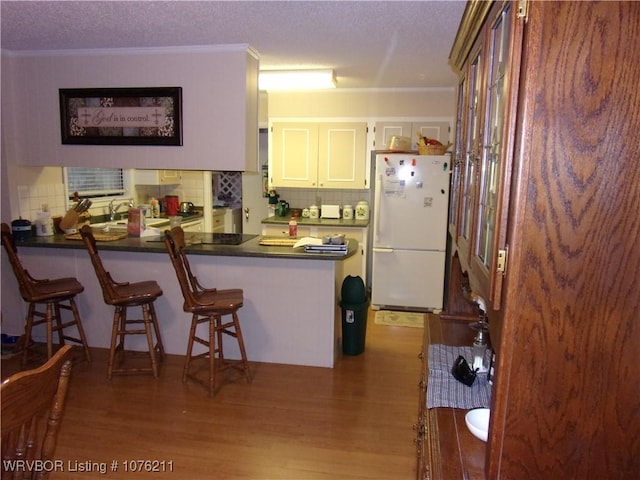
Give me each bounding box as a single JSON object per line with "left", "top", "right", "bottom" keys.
{"left": 309, "top": 205, "right": 319, "bottom": 219}
{"left": 342, "top": 205, "right": 353, "bottom": 220}
{"left": 355, "top": 201, "right": 369, "bottom": 220}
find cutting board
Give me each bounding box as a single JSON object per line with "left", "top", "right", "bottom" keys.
{"left": 64, "top": 232, "right": 128, "bottom": 242}
{"left": 259, "top": 236, "right": 298, "bottom": 246}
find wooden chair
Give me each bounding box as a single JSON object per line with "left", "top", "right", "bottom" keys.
{"left": 1, "top": 223, "right": 91, "bottom": 367}
{"left": 164, "top": 226, "right": 251, "bottom": 396}
{"left": 79, "top": 225, "right": 164, "bottom": 379}
{"left": 1, "top": 344, "right": 73, "bottom": 480}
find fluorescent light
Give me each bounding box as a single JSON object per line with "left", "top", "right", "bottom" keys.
{"left": 259, "top": 69, "right": 336, "bottom": 91}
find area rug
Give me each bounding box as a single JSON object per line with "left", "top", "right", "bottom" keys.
{"left": 374, "top": 310, "right": 425, "bottom": 328}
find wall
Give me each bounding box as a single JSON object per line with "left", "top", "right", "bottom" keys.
{"left": 1, "top": 45, "right": 258, "bottom": 171}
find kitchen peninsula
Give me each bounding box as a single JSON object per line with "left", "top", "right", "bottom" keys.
{"left": 12, "top": 233, "right": 358, "bottom": 368}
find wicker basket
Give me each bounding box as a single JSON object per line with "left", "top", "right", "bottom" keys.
{"left": 418, "top": 142, "right": 451, "bottom": 155}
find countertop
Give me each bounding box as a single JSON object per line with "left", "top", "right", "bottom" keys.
{"left": 261, "top": 216, "right": 369, "bottom": 228}
{"left": 16, "top": 231, "right": 357, "bottom": 261}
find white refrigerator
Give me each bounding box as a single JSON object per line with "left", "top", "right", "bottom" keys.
{"left": 371, "top": 153, "right": 451, "bottom": 311}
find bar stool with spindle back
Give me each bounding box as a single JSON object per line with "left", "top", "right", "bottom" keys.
{"left": 1, "top": 223, "right": 92, "bottom": 366}
{"left": 79, "top": 225, "right": 165, "bottom": 379}
{"left": 164, "top": 226, "right": 251, "bottom": 396}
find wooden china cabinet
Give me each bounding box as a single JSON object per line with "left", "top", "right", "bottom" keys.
{"left": 417, "top": 1, "right": 640, "bottom": 479}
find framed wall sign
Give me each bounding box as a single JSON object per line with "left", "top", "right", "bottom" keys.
{"left": 59, "top": 87, "right": 183, "bottom": 146}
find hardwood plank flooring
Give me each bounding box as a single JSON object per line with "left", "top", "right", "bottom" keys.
{"left": 2, "top": 310, "right": 424, "bottom": 479}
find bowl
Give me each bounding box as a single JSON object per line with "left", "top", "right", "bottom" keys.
{"left": 465, "top": 408, "right": 490, "bottom": 442}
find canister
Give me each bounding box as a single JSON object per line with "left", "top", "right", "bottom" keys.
{"left": 309, "top": 205, "right": 319, "bottom": 219}
{"left": 11, "top": 218, "right": 33, "bottom": 241}
{"left": 342, "top": 205, "right": 353, "bottom": 220}
{"left": 355, "top": 201, "right": 369, "bottom": 220}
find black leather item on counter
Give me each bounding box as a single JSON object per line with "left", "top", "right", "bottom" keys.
{"left": 451, "top": 355, "right": 477, "bottom": 387}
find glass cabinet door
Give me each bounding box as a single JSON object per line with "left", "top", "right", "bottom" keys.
{"left": 458, "top": 47, "right": 483, "bottom": 262}
{"left": 449, "top": 75, "right": 466, "bottom": 240}
{"left": 473, "top": 2, "right": 517, "bottom": 306}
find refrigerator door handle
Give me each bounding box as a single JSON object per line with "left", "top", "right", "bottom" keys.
{"left": 373, "top": 247, "right": 394, "bottom": 253}
{"left": 373, "top": 172, "right": 383, "bottom": 240}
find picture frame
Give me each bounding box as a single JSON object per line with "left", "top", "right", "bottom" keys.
{"left": 59, "top": 87, "right": 182, "bottom": 146}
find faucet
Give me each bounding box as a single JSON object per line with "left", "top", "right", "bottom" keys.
{"left": 109, "top": 199, "right": 134, "bottom": 221}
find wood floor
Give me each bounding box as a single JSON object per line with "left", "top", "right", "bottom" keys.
{"left": 2, "top": 311, "right": 424, "bottom": 480}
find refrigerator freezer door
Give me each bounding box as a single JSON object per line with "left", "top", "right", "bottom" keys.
{"left": 373, "top": 154, "right": 450, "bottom": 251}
{"left": 371, "top": 248, "right": 446, "bottom": 311}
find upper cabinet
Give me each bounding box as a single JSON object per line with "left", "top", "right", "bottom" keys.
{"left": 374, "top": 121, "right": 450, "bottom": 151}
{"left": 270, "top": 122, "right": 367, "bottom": 189}
{"left": 449, "top": 1, "right": 522, "bottom": 309}
{"left": 134, "top": 169, "right": 181, "bottom": 185}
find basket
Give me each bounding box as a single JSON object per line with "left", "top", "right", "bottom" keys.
{"left": 418, "top": 143, "right": 451, "bottom": 155}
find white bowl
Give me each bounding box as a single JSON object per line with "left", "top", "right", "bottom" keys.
{"left": 465, "top": 408, "right": 490, "bottom": 442}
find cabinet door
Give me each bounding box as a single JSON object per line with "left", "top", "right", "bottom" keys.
{"left": 271, "top": 123, "right": 318, "bottom": 187}
{"left": 449, "top": 77, "right": 467, "bottom": 240}
{"left": 457, "top": 45, "right": 484, "bottom": 270}
{"left": 373, "top": 121, "right": 412, "bottom": 150}
{"left": 135, "top": 169, "right": 181, "bottom": 185}
{"left": 412, "top": 121, "right": 451, "bottom": 148}
{"left": 317, "top": 123, "right": 367, "bottom": 189}
{"left": 471, "top": 2, "right": 521, "bottom": 307}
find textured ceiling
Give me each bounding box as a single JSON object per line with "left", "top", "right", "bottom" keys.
{"left": 0, "top": 0, "right": 467, "bottom": 89}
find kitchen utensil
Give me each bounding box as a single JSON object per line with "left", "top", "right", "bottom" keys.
{"left": 165, "top": 196, "right": 179, "bottom": 216}
{"left": 179, "top": 201, "right": 195, "bottom": 214}
{"left": 277, "top": 200, "right": 289, "bottom": 217}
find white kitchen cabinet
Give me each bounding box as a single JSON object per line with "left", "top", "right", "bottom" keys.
{"left": 181, "top": 218, "right": 203, "bottom": 232}
{"left": 270, "top": 122, "right": 367, "bottom": 189}
{"left": 374, "top": 121, "right": 450, "bottom": 150}
{"left": 211, "top": 209, "right": 225, "bottom": 233}
{"left": 134, "top": 169, "right": 181, "bottom": 185}
{"left": 224, "top": 208, "right": 242, "bottom": 233}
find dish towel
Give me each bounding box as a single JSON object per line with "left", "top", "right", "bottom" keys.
{"left": 427, "top": 344, "right": 492, "bottom": 409}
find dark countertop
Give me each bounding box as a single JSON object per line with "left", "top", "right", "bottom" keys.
{"left": 261, "top": 216, "right": 369, "bottom": 228}
{"left": 15, "top": 232, "right": 357, "bottom": 261}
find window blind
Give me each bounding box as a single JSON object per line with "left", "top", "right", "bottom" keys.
{"left": 66, "top": 167, "right": 124, "bottom": 198}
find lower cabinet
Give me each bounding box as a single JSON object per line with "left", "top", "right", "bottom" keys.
{"left": 181, "top": 219, "right": 203, "bottom": 233}
{"left": 416, "top": 314, "right": 486, "bottom": 480}
{"left": 261, "top": 223, "right": 368, "bottom": 281}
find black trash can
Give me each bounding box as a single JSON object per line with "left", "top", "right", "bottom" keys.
{"left": 340, "top": 275, "right": 369, "bottom": 355}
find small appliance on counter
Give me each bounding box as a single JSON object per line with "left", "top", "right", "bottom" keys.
{"left": 321, "top": 204, "right": 340, "bottom": 219}
{"left": 10, "top": 217, "right": 32, "bottom": 241}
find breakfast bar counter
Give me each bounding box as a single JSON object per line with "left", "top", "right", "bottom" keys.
{"left": 3, "top": 233, "right": 358, "bottom": 368}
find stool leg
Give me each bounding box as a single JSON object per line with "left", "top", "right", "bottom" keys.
{"left": 52, "top": 302, "right": 65, "bottom": 347}
{"left": 148, "top": 302, "right": 165, "bottom": 359}
{"left": 209, "top": 315, "right": 217, "bottom": 396}
{"left": 45, "top": 303, "right": 54, "bottom": 360}
{"left": 142, "top": 304, "right": 159, "bottom": 378}
{"left": 107, "top": 307, "right": 122, "bottom": 380}
{"left": 69, "top": 297, "right": 92, "bottom": 363}
{"left": 232, "top": 311, "right": 252, "bottom": 383}
{"left": 21, "top": 303, "right": 36, "bottom": 367}
{"left": 183, "top": 314, "right": 198, "bottom": 383}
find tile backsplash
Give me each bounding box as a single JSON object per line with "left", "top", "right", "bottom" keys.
{"left": 273, "top": 188, "right": 371, "bottom": 210}
{"left": 17, "top": 183, "right": 67, "bottom": 220}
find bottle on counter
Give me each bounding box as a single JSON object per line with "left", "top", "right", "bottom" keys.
{"left": 289, "top": 216, "right": 298, "bottom": 238}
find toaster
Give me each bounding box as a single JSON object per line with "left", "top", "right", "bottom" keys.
{"left": 320, "top": 204, "right": 341, "bottom": 219}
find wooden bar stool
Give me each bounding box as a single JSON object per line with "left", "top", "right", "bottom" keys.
{"left": 1, "top": 223, "right": 92, "bottom": 367}
{"left": 164, "top": 227, "right": 251, "bottom": 396}
{"left": 80, "top": 225, "right": 164, "bottom": 379}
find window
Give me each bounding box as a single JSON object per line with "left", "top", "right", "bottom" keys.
{"left": 65, "top": 167, "right": 125, "bottom": 199}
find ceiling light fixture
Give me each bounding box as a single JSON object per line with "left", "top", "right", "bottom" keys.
{"left": 258, "top": 69, "right": 337, "bottom": 91}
